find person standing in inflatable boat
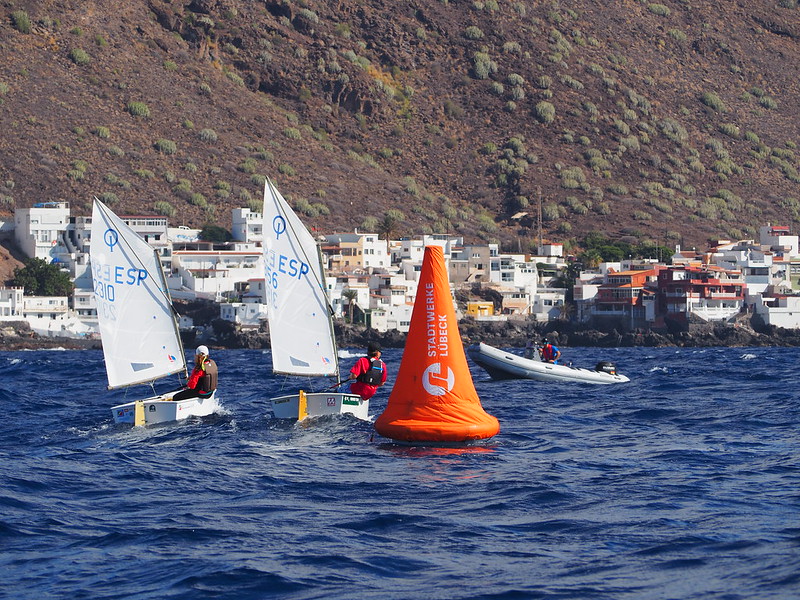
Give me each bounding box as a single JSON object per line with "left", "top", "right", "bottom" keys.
{"left": 347, "top": 342, "right": 388, "bottom": 400}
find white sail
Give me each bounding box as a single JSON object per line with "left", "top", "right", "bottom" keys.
{"left": 262, "top": 179, "right": 338, "bottom": 377}
{"left": 90, "top": 199, "right": 186, "bottom": 389}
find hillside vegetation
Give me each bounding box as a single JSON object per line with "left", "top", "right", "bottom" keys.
{"left": 1, "top": 0, "right": 799, "bottom": 252}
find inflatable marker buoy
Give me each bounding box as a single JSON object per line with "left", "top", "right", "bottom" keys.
{"left": 374, "top": 245, "right": 500, "bottom": 443}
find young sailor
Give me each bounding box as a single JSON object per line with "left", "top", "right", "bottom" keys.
{"left": 172, "top": 345, "right": 218, "bottom": 400}
{"left": 347, "top": 342, "right": 387, "bottom": 400}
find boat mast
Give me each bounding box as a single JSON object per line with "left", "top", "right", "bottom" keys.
{"left": 317, "top": 244, "right": 341, "bottom": 380}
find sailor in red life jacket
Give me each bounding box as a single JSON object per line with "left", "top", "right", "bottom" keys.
{"left": 347, "top": 342, "right": 388, "bottom": 400}
{"left": 172, "top": 345, "right": 218, "bottom": 401}
{"left": 538, "top": 338, "right": 562, "bottom": 364}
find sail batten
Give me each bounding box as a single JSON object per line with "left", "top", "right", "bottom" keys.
{"left": 90, "top": 199, "right": 187, "bottom": 389}
{"left": 262, "top": 179, "right": 338, "bottom": 377}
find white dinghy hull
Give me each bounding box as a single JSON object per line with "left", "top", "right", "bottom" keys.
{"left": 271, "top": 392, "right": 369, "bottom": 421}
{"left": 469, "top": 342, "right": 630, "bottom": 385}
{"left": 111, "top": 392, "right": 219, "bottom": 425}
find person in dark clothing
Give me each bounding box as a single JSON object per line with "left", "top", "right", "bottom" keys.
{"left": 172, "top": 345, "right": 218, "bottom": 401}
{"left": 347, "top": 342, "right": 388, "bottom": 401}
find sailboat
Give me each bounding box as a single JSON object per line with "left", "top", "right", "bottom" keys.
{"left": 90, "top": 198, "right": 219, "bottom": 426}
{"left": 374, "top": 245, "right": 500, "bottom": 443}
{"left": 262, "top": 179, "right": 368, "bottom": 420}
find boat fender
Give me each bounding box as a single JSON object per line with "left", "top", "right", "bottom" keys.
{"left": 595, "top": 361, "right": 617, "bottom": 375}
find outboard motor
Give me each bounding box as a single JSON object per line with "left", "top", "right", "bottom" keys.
{"left": 595, "top": 361, "right": 617, "bottom": 375}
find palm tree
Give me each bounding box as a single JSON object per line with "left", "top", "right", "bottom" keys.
{"left": 557, "top": 301, "right": 575, "bottom": 322}
{"left": 342, "top": 289, "right": 358, "bottom": 323}
{"left": 378, "top": 209, "right": 405, "bottom": 255}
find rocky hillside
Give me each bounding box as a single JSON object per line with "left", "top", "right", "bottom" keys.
{"left": 1, "top": 0, "right": 799, "bottom": 252}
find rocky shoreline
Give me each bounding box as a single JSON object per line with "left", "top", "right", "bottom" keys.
{"left": 194, "top": 316, "right": 800, "bottom": 350}
{"left": 3, "top": 316, "right": 800, "bottom": 353}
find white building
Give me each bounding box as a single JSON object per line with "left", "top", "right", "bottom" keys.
{"left": 22, "top": 295, "right": 68, "bottom": 335}
{"left": 396, "top": 235, "right": 464, "bottom": 265}
{"left": 219, "top": 302, "right": 265, "bottom": 327}
{"left": 759, "top": 224, "right": 799, "bottom": 258}
{"left": 231, "top": 208, "right": 263, "bottom": 243}
{"left": 360, "top": 233, "right": 390, "bottom": 270}
{"left": 14, "top": 202, "right": 70, "bottom": 260}
{"left": 754, "top": 295, "right": 800, "bottom": 329}
{"left": 170, "top": 249, "right": 263, "bottom": 300}
{"left": 0, "top": 287, "right": 24, "bottom": 320}
{"left": 368, "top": 304, "right": 413, "bottom": 333}
{"left": 712, "top": 243, "right": 772, "bottom": 300}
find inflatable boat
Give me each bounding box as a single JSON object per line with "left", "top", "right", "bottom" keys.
{"left": 468, "top": 342, "right": 630, "bottom": 385}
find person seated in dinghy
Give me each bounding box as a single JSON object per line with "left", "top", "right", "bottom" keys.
{"left": 172, "top": 345, "right": 218, "bottom": 401}
{"left": 346, "top": 342, "right": 388, "bottom": 401}
{"left": 538, "top": 339, "right": 561, "bottom": 364}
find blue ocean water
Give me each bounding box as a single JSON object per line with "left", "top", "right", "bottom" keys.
{"left": 1, "top": 346, "right": 798, "bottom": 600}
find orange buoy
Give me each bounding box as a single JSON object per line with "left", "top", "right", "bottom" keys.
{"left": 374, "top": 245, "right": 500, "bottom": 443}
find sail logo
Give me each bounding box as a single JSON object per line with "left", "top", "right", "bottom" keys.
{"left": 104, "top": 228, "right": 119, "bottom": 252}
{"left": 272, "top": 215, "right": 286, "bottom": 240}
{"left": 422, "top": 363, "right": 455, "bottom": 396}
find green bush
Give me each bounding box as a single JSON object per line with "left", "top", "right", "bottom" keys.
{"left": 11, "top": 10, "right": 31, "bottom": 34}
{"left": 719, "top": 123, "right": 740, "bottom": 138}
{"left": 225, "top": 70, "right": 245, "bottom": 86}
{"left": 98, "top": 191, "right": 119, "bottom": 205}
{"left": 127, "top": 101, "right": 150, "bottom": 117}
{"left": 189, "top": 193, "right": 207, "bottom": 208}
{"left": 534, "top": 101, "right": 556, "bottom": 124}
{"left": 647, "top": 4, "right": 671, "bottom": 16}
{"left": 154, "top": 201, "right": 175, "bottom": 217}
{"left": 154, "top": 139, "right": 177, "bottom": 154}
{"left": 561, "top": 75, "right": 584, "bottom": 90}
{"left": 93, "top": 126, "right": 110, "bottom": 139}
{"left": 668, "top": 29, "right": 687, "bottom": 42}
{"left": 199, "top": 128, "right": 218, "bottom": 142}
{"left": 278, "top": 163, "right": 295, "bottom": 176}
{"left": 759, "top": 96, "right": 778, "bottom": 109}
{"left": 542, "top": 203, "right": 560, "bottom": 221}
{"left": 464, "top": 26, "right": 484, "bottom": 40}
{"left": 659, "top": 118, "right": 689, "bottom": 143}
{"left": 69, "top": 48, "right": 90, "bottom": 65}
{"left": 700, "top": 92, "right": 727, "bottom": 112}
{"left": 238, "top": 158, "right": 257, "bottom": 174}
{"left": 472, "top": 51, "right": 497, "bottom": 79}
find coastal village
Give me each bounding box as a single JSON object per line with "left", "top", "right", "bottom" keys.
{"left": 2, "top": 200, "right": 800, "bottom": 345}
